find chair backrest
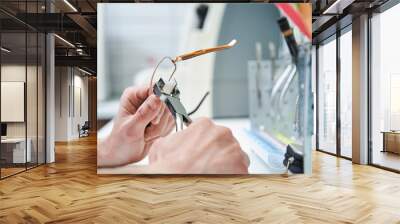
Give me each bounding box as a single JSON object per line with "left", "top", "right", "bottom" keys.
{"left": 82, "top": 121, "right": 90, "bottom": 129}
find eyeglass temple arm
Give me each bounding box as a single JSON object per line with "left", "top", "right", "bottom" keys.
{"left": 174, "top": 39, "right": 237, "bottom": 62}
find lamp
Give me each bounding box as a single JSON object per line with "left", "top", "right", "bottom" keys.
{"left": 54, "top": 34, "right": 75, "bottom": 48}
{"left": 63, "top": 0, "right": 78, "bottom": 12}
{"left": 1, "top": 47, "right": 11, "bottom": 53}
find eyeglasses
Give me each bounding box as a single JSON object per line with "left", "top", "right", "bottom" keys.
{"left": 148, "top": 39, "right": 237, "bottom": 128}
{"left": 149, "top": 39, "right": 238, "bottom": 91}
{"left": 173, "top": 39, "right": 237, "bottom": 62}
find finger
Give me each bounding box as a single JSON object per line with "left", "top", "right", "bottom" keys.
{"left": 231, "top": 139, "right": 249, "bottom": 168}
{"left": 144, "top": 125, "right": 160, "bottom": 142}
{"left": 119, "top": 85, "right": 151, "bottom": 115}
{"left": 164, "top": 112, "right": 175, "bottom": 135}
{"left": 151, "top": 103, "right": 165, "bottom": 125}
{"left": 159, "top": 109, "right": 174, "bottom": 136}
{"left": 145, "top": 108, "right": 171, "bottom": 141}
{"left": 129, "top": 85, "right": 150, "bottom": 103}
{"left": 129, "top": 95, "right": 163, "bottom": 132}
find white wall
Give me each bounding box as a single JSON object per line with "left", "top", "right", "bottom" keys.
{"left": 1, "top": 66, "right": 26, "bottom": 134}
{"left": 55, "top": 67, "right": 68, "bottom": 141}
{"left": 1, "top": 65, "right": 40, "bottom": 138}
{"left": 1, "top": 63, "right": 47, "bottom": 164}
{"left": 1, "top": 82, "right": 25, "bottom": 122}
{"left": 72, "top": 74, "right": 89, "bottom": 137}
{"left": 55, "top": 67, "right": 89, "bottom": 141}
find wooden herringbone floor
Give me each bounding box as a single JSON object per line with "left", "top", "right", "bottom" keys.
{"left": 1, "top": 135, "right": 400, "bottom": 223}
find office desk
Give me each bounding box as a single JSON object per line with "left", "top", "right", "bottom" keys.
{"left": 382, "top": 131, "right": 400, "bottom": 154}
{"left": 1, "top": 138, "right": 31, "bottom": 164}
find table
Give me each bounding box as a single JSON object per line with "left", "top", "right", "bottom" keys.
{"left": 98, "top": 119, "right": 286, "bottom": 174}
{"left": 1, "top": 138, "right": 31, "bottom": 164}
{"left": 381, "top": 131, "right": 400, "bottom": 154}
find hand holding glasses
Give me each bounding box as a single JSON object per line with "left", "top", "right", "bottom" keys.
{"left": 149, "top": 39, "right": 238, "bottom": 131}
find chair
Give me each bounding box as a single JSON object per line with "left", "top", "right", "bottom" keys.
{"left": 79, "top": 121, "right": 90, "bottom": 138}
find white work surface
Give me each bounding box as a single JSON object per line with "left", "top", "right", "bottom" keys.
{"left": 1, "top": 138, "right": 32, "bottom": 163}
{"left": 98, "top": 118, "right": 286, "bottom": 174}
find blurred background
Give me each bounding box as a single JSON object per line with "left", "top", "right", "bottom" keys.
{"left": 97, "top": 3, "right": 312, "bottom": 174}
{"left": 97, "top": 3, "right": 310, "bottom": 120}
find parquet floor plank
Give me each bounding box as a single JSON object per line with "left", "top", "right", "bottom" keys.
{"left": 0, "top": 135, "right": 400, "bottom": 223}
